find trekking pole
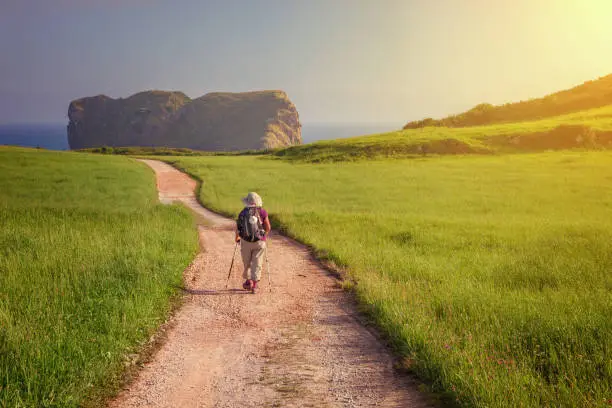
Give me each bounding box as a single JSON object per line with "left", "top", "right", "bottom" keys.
{"left": 225, "top": 241, "right": 239, "bottom": 289}
{"left": 266, "top": 244, "right": 271, "bottom": 292}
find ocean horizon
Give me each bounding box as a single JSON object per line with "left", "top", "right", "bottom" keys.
{"left": 0, "top": 122, "right": 403, "bottom": 151}
{"left": 301, "top": 122, "right": 402, "bottom": 143}
{"left": 0, "top": 123, "right": 69, "bottom": 150}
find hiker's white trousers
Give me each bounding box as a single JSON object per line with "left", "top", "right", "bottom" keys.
{"left": 240, "top": 240, "right": 266, "bottom": 281}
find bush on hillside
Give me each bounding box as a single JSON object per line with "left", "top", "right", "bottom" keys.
{"left": 487, "top": 124, "right": 612, "bottom": 151}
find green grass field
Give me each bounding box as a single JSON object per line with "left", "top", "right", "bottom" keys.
{"left": 163, "top": 151, "right": 612, "bottom": 407}
{"left": 0, "top": 147, "right": 197, "bottom": 407}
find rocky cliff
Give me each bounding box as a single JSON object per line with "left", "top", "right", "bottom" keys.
{"left": 67, "top": 90, "right": 301, "bottom": 151}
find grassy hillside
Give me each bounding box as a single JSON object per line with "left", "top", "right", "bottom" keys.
{"left": 274, "top": 105, "right": 612, "bottom": 162}
{"left": 404, "top": 74, "right": 612, "bottom": 128}
{"left": 163, "top": 152, "right": 612, "bottom": 408}
{"left": 0, "top": 147, "right": 197, "bottom": 407}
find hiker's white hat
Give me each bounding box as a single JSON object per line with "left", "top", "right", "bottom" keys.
{"left": 242, "top": 192, "right": 263, "bottom": 207}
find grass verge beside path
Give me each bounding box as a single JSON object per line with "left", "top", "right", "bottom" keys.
{"left": 0, "top": 147, "right": 198, "bottom": 407}
{"left": 163, "top": 152, "right": 612, "bottom": 407}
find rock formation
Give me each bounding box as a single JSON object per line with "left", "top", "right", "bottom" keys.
{"left": 67, "top": 90, "right": 301, "bottom": 151}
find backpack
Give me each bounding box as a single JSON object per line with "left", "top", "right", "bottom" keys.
{"left": 237, "top": 207, "right": 265, "bottom": 242}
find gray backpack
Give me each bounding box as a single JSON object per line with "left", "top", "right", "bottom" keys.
{"left": 237, "top": 207, "right": 264, "bottom": 242}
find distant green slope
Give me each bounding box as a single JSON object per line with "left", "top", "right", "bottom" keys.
{"left": 404, "top": 74, "right": 612, "bottom": 128}
{"left": 274, "top": 105, "right": 612, "bottom": 162}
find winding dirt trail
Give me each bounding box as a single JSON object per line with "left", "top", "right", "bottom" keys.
{"left": 110, "top": 159, "right": 432, "bottom": 408}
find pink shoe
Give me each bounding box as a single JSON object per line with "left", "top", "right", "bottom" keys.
{"left": 242, "top": 279, "right": 252, "bottom": 290}
{"left": 251, "top": 280, "right": 259, "bottom": 294}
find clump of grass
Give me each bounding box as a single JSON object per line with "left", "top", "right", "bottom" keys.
{"left": 164, "top": 151, "right": 612, "bottom": 407}
{"left": 77, "top": 145, "right": 267, "bottom": 157}
{"left": 0, "top": 147, "right": 197, "bottom": 406}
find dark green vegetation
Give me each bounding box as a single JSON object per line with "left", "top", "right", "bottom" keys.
{"left": 78, "top": 146, "right": 262, "bottom": 157}
{"left": 404, "top": 74, "right": 612, "bottom": 128}
{"left": 0, "top": 147, "right": 197, "bottom": 407}
{"left": 163, "top": 152, "right": 612, "bottom": 407}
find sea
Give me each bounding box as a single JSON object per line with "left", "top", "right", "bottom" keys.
{"left": 0, "top": 122, "right": 402, "bottom": 150}
{"left": 0, "top": 123, "right": 69, "bottom": 150}
{"left": 301, "top": 123, "right": 402, "bottom": 144}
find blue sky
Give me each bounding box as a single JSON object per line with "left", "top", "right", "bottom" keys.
{"left": 1, "top": 0, "right": 611, "bottom": 124}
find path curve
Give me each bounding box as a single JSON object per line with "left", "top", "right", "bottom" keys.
{"left": 110, "top": 159, "right": 432, "bottom": 408}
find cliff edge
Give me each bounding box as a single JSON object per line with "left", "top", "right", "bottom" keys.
{"left": 67, "top": 90, "right": 301, "bottom": 151}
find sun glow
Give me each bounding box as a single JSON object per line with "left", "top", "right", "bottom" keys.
{"left": 567, "top": 1, "right": 612, "bottom": 39}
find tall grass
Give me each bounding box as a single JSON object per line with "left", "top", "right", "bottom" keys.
{"left": 0, "top": 147, "right": 197, "bottom": 407}
{"left": 164, "top": 151, "right": 612, "bottom": 407}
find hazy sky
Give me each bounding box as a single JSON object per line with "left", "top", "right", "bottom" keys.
{"left": 1, "top": 0, "right": 611, "bottom": 124}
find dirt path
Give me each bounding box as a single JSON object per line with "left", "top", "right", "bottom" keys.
{"left": 110, "top": 159, "right": 432, "bottom": 408}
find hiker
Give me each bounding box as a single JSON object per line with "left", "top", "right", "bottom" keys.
{"left": 235, "top": 192, "right": 271, "bottom": 293}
